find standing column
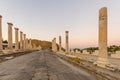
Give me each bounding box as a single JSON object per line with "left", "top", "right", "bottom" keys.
{"left": 8, "top": 22, "right": 13, "bottom": 50}
{"left": 0, "top": 15, "right": 2, "bottom": 51}
{"left": 59, "top": 36, "right": 62, "bottom": 52}
{"left": 14, "top": 28, "right": 19, "bottom": 50}
{"left": 52, "top": 39, "right": 54, "bottom": 51}
{"left": 26, "top": 38, "right": 28, "bottom": 49}
{"left": 29, "top": 38, "right": 32, "bottom": 49}
{"left": 95, "top": 7, "right": 109, "bottom": 67}
{"left": 65, "top": 31, "right": 69, "bottom": 53}
{"left": 52, "top": 38, "right": 57, "bottom": 52}
{"left": 23, "top": 34, "right": 26, "bottom": 49}
{"left": 20, "top": 31, "right": 23, "bottom": 50}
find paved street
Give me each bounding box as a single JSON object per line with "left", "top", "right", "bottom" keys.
{"left": 0, "top": 50, "right": 96, "bottom": 80}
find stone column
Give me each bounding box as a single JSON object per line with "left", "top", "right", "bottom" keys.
{"left": 95, "top": 7, "right": 109, "bottom": 67}
{"left": 52, "top": 39, "right": 54, "bottom": 51}
{"left": 8, "top": 22, "right": 13, "bottom": 50}
{"left": 26, "top": 38, "right": 28, "bottom": 49}
{"left": 65, "top": 31, "right": 69, "bottom": 53}
{"left": 20, "top": 31, "right": 23, "bottom": 50}
{"left": 14, "top": 28, "right": 19, "bottom": 50}
{"left": 59, "top": 36, "right": 62, "bottom": 52}
{"left": 23, "top": 34, "right": 26, "bottom": 49}
{"left": 0, "top": 15, "right": 3, "bottom": 51}
{"left": 52, "top": 38, "right": 57, "bottom": 52}
{"left": 29, "top": 39, "right": 32, "bottom": 49}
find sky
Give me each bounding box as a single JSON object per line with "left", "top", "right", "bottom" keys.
{"left": 0, "top": 0, "right": 120, "bottom": 49}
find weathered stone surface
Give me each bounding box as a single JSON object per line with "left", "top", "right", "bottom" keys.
{"left": 8, "top": 22, "right": 13, "bottom": 50}
{"left": 0, "top": 50, "right": 96, "bottom": 80}
{"left": 59, "top": 36, "right": 62, "bottom": 52}
{"left": 0, "top": 15, "right": 3, "bottom": 51}
{"left": 20, "top": 31, "right": 23, "bottom": 50}
{"left": 52, "top": 38, "right": 57, "bottom": 52}
{"left": 65, "top": 31, "right": 69, "bottom": 53}
{"left": 14, "top": 28, "right": 19, "bottom": 50}
{"left": 92, "top": 50, "right": 98, "bottom": 56}
{"left": 23, "top": 34, "right": 26, "bottom": 49}
{"left": 111, "top": 51, "right": 120, "bottom": 59}
{"left": 82, "top": 50, "right": 89, "bottom": 54}
{"left": 94, "top": 7, "right": 109, "bottom": 67}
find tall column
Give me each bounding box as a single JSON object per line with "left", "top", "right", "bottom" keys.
{"left": 52, "top": 39, "right": 54, "bottom": 51}
{"left": 59, "top": 36, "right": 62, "bottom": 52}
{"left": 95, "top": 7, "right": 109, "bottom": 67}
{"left": 23, "top": 34, "right": 26, "bottom": 49}
{"left": 0, "top": 15, "right": 3, "bottom": 51}
{"left": 65, "top": 31, "right": 69, "bottom": 53}
{"left": 20, "top": 31, "right": 23, "bottom": 50}
{"left": 30, "top": 39, "right": 32, "bottom": 49}
{"left": 14, "top": 28, "right": 19, "bottom": 50}
{"left": 8, "top": 22, "right": 13, "bottom": 50}
{"left": 26, "top": 38, "right": 28, "bottom": 49}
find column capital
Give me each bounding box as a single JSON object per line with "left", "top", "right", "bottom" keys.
{"left": 7, "top": 22, "right": 13, "bottom": 26}
{"left": 53, "top": 38, "right": 56, "bottom": 40}
{"left": 20, "top": 31, "right": 23, "bottom": 33}
{"left": 24, "top": 34, "right": 26, "bottom": 36}
{"left": 14, "top": 27, "right": 19, "bottom": 30}
{"left": 0, "top": 15, "right": 2, "bottom": 18}
{"left": 65, "top": 31, "right": 69, "bottom": 33}
{"left": 99, "top": 7, "right": 107, "bottom": 17}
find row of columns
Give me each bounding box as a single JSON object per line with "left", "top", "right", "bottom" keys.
{"left": 52, "top": 31, "right": 69, "bottom": 53}
{"left": 0, "top": 15, "right": 33, "bottom": 53}
{"left": 52, "top": 7, "right": 109, "bottom": 68}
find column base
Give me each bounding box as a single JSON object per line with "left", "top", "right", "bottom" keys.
{"left": 3, "top": 50, "right": 13, "bottom": 54}
{"left": 94, "top": 57, "right": 109, "bottom": 68}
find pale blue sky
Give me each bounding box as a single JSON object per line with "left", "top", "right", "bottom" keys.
{"left": 0, "top": 0, "right": 120, "bottom": 49}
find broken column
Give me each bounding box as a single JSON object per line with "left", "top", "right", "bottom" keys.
{"left": 95, "top": 7, "right": 109, "bottom": 67}
{"left": 8, "top": 22, "right": 13, "bottom": 50}
{"left": 59, "top": 36, "right": 62, "bottom": 52}
{"left": 14, "top": 28, "right": 19, "bottom": 50}
{"left": 20, "top": 31, "right": 23, "bottom": 50}
{"left": 65, "top": 31, "right": 69, "bottom": 53}
{"left": 52, "top": 38, "right": 57, "bottom": 52}
{"left": 0, "top": 15, "right": 3, "bottom": 52}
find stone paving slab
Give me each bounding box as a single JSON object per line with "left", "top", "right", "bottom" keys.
{"left": 0, "top": 50, "right": 96, "bottom": 80}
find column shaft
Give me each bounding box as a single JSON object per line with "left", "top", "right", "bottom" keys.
{"left": 59, "top": 36, "right": 62, "bottom": 51}
{"left": 8, "top": 22, "right": 13, "bottom": 50}
{"left": 65, "top": 31, "right": 69, "bottom": 53}
{"left": 20, "top": 31, "right": 23, "bottom": 50}
{"left": 0, "top": 16, "right": 2, "bottom": 51}
{"left": 15, "top": 28, "right": 19, "bottom": 50}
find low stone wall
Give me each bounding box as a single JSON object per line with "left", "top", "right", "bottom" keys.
{"left": 110, "top": 51, "right": 120, "bottom": 59}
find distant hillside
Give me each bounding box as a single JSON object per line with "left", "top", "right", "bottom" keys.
{"left": 31, "top": 39, "right": 65, "bottom": 51}
{"left": 31, "top": 39, "right": 52, "bottom": 50}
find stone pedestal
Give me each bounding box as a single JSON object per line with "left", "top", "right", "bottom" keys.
{"left": 8, "top": 22, "right": 13, "bottom": 50}
{"left": 14, "top": 28, "right": 19, "bottom": 50}
{"left": 65, "top": 31, "right": 69, "bottom": 53}
{"left": 94, "top": 7, "right": 109, "bottom": 67}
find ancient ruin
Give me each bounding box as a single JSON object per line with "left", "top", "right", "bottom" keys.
{"left": 94, "top": 7, "right": 109, "bottom": 67}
